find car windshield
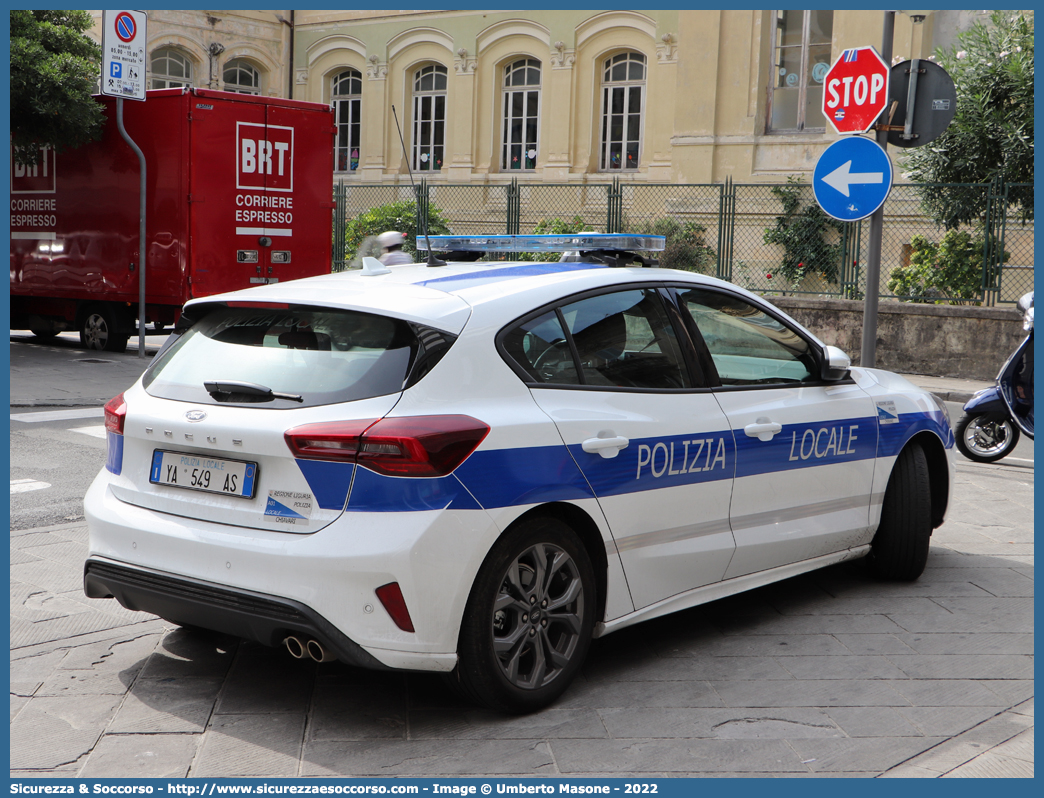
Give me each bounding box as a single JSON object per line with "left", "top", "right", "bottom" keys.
{"left": 143, "top": 304, "right": 418, "bottom": 407}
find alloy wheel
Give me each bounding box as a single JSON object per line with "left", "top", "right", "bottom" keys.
{"left": 963, "top": 417, "right": 1015, "bottom": 458}
{"left": 490, "top": 541, "right": 585, "bottom": 691}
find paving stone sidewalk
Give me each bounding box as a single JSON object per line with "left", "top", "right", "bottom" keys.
{"left": 9, "top": 449, "right": 1032, "bottom": 778}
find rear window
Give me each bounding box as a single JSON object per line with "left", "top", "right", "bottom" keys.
{"left": 143, "top": 305, "right": 424, "bottom": 408}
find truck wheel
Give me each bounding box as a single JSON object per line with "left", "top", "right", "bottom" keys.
{"left": 866, "top": 442, "right": 932, "bottom": 581}
{"left": 80, "top": 305, "right": 129, "bottom": 353}
{"left": 450, "top": 517, "right": 596, "bottom": 713}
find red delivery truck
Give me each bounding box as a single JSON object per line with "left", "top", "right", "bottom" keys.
{"left": 10, "top": 87, "right": 335, "bottom": 352}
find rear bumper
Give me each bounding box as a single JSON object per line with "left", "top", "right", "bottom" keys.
{"left": 83, "top": 472, "right": 497, "bottom": 672}
{"left": 84, "top": 558, "right": 387, "bottom": 670}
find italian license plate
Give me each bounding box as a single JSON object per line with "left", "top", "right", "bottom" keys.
{"left": 149, "top": 450, "right": 258, "bottom": 499}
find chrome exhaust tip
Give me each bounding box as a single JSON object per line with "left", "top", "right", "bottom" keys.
{"left": 284, "top": 635, "right": 307, "bottom": 659}
{"left": 306, "top": 638, "right": 336, "bottom": 663}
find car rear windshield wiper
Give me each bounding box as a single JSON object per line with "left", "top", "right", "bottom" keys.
{"left": 204, "top": 380, "right": 303, "bottom": 403}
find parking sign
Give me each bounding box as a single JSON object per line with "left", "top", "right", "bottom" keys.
{"left": 101, "top": 10, "right": 148, "bottom": 101}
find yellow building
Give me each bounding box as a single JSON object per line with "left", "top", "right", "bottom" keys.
{"left": 293, "top": 9, "right": 947, "bottom": 184}
{"left": 91, "top": 9, "right": 981, "bottom": 186}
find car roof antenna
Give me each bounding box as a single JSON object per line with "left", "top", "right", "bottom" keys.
{"left": 391, "top": 105, "right": 446, "bottom": 267}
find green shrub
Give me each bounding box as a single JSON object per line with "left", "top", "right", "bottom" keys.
{"left": 343, "top": 199, "right": 451, "bottom": 261}
{"left": 517, "top": 216, "right": 592, "bottom": 261}
{"left": 762, "top": 178, "right": 844, "bottom": 284}
{"left": 887, "top": 229, "right": 1007, "bottom": 304}
{"left": 626, "top": 217, "right": 717, "bottom": 273}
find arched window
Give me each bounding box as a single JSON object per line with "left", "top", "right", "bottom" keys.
{"left": 502, "top": 58, "right": 541, "bottom": 171}
{"left": 412, "top": 64, "right": 447, "bottom": 172}
{"left": 151, "top": 48, "right": 192, "bottom": 89}
{"left": 223, "top": 59, "right": 261, "bottom": 95}
{"left": 332, "top": 69, "right": 362, "bottom": 172}
{"left": 599, "top": 52, "right": 645, "bottom": 171}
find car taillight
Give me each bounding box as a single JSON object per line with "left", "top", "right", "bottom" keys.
{"left": 283, "top": 419, "right": 377, "bottom": 461}
{"left": 284, "top": 415, "right": 489, "bottom": 477}
{"left": 104, "top": 393, "right": 127, "bottom": 435}
{"left": 357, "top": 415, "right": 490, "bottom": 477}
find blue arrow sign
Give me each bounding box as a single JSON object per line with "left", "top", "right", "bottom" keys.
{"left": 813, "top": 136, "right": 893, "bottom": 222}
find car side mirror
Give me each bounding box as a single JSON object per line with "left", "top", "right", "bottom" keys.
{"left": 821, "top": 345, "right": 851, "bottom": 381}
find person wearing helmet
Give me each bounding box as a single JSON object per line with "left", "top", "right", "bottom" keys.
{"left": 377, "top": 231, "right": 412, "bottom": 265}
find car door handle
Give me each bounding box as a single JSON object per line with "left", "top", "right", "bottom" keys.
{"left": 744, "top": 418, "right": 782, "bottom": 442}
{"left": 582, "top": 434, "right": 630, "bottom": 458}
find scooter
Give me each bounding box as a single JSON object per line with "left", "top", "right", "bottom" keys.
{"left": 955, "top": 292, "right": 1034, "bottom": 463}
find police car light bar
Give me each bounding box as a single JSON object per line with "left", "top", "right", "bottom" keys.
{"left": 426, "top": 234, "right": 666, "bottom": 253}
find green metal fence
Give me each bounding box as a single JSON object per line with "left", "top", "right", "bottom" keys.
{"left": 715, "top": 181, "right": 861, "bottom": 299}
{"left": 331, "top": 182, "right": 416, "bottom": 271}
{"left": 332, "top": 178, "right": 1033, "bottom": 305}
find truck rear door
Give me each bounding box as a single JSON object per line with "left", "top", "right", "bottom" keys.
{"left": 187, "top": 92, "right": 332, "bottom": 299}
{"left": 265, "top": 103, "right": 335, "bottom": 282}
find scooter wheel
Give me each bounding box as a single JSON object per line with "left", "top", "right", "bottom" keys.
{"left": 955, "top": 412, "right": 1020, "bottom": 463}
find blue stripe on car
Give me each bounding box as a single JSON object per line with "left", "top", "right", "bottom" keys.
{"left": 106, "top": 432, "right": 124, "bottom": 476}
{"left": 733, "top": 417, "right": 878, "bottom": 479}
{"left": 292, "top": 411, "right": 948, "bottom": 513}
{"left": 346, "top": 467, "right": 482, "bottom": 512}
{"left": 294, "top": 459, "right": 354, "bottom": 511}
{"left": 877, "top": 410, "right": 954, "bottom": 456}
{"left": 455, "top": 445, "right": 595, "bottom": 507}
{"left": 566, "top": 432, "right": 735, "bottom": 496}
{"left": 296, "top": 444, "right": 595, "bottom": 513}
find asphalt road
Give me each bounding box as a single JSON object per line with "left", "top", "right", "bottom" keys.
{"left": 9, "top": 408, "right": 108, "bottom": 530}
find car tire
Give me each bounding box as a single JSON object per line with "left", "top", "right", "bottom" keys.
{"left": 80, "top": 304, "right": 129, "bottom": 353}
{"left": 866, "top": 442, "right": 932, "bottom": 581}
{"left": 955, "top": 412, "right": 1020, "bottom": 463}
{"left": 450, "top": 517, "right": 596, "bottom": 713}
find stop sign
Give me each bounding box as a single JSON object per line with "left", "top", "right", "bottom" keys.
{"left": 822, "top": 46, "right": 890, "bottom": 134}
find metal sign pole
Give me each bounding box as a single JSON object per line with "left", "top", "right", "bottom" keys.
{"left": 102, "top": 10, "right": 148, "bottom": 357}
{"left": 860, "top": 10, "right": 895, "bottom": 369}
{"left": 116, "top": 97, "right": 147, "bottom": 358}
{"left": 902, "top": 57, "right": 920, "bottom": 141}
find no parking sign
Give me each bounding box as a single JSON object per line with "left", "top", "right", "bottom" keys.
{"left": 101, "top": 10, "right": 148, "bottom": 101}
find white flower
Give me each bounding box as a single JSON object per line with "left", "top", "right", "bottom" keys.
{"left": 1000, "top": 50, "right": 1009, "bottom": 57}
{"left": 1015, "top": 46, "right": 1022, "bottom": 52}
{"left": 956, "top": 50, "right": 967, "bottom": 58}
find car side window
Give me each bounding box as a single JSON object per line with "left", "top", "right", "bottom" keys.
{"left": 559, "top": 288, "right": 691, "bottom": 389}
{"left": 676, "top": 288, "right": 817, "bottom": 385}
{"left": 500, "top": 310, "right": 580, "bottom": 385}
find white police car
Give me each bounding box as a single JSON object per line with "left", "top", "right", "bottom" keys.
{"left": 84, "top": 234, "right": 955, "bottom": 713}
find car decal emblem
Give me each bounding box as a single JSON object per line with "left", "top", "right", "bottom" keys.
{"left": 876, "top": 400, "right": 898, "bottom": 424}
{"left": 185, "top": 410, "right": 208, "bottom": 422}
